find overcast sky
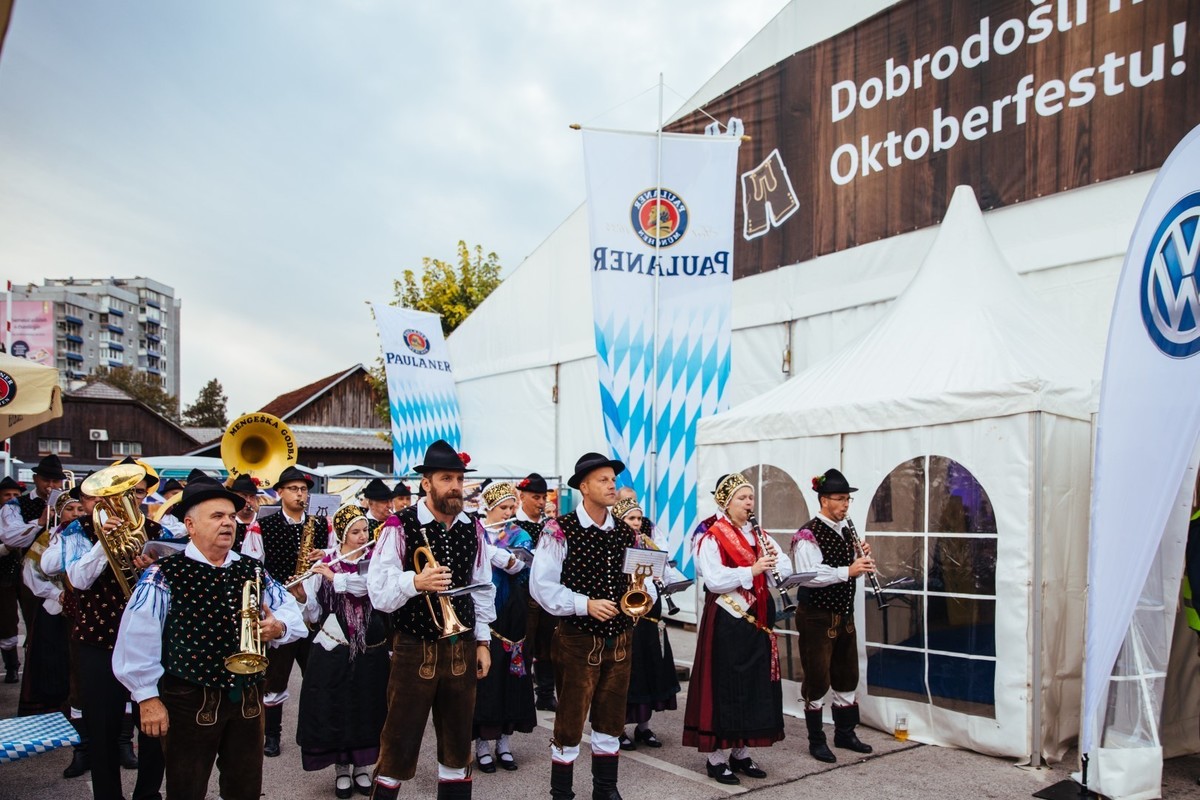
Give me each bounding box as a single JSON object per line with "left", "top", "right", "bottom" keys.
{"left": 0, "top": 1, "right": 788, "bottom": 417}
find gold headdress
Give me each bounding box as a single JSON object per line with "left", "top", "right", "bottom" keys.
{"left": 480, "top": 481, "right": 517, "bottom": 511}
{"left": 713, "top": 473, "right": 751, "bottom": 509}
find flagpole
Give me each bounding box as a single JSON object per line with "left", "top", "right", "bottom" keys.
{"left": 649, "top": 73, "right": 664, "bottom": 529}
{"left": 3, "top": 282, "right": 10, "bottom": 479}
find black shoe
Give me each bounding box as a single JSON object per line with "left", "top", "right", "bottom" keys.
{"left": 729, "top": 755, "right": 766, "bottom": 779}
{"left": 832, "top": 704, "right": 874, "bottom": 754}
{"left": 336, "top": 773, "right": 353, "bottom": 799}
{"left": 498, "top": 751, "right": 518, "bottom": 771}
{"left": 263, "top": 733, "right": 281, "bottom": 757}
{"left": 618, "top": 733, "right": 635, "bottom": 751}
{"left": 119, "top": 740, "right": 138, "bottom": 770}
{"left": 477, "top": 752, "right": 496, "bottom": 773}
{"left": 63, "top": 750, "right": 90, "bottom": 779}
{"left": 704, "top": 762, "right": 740, "bottom": 785}
{"left": 353, "top": 770, "right": 372, "bottom": 796}
{"left": 1, "top": 648, "right": 18, "bottom": 683}
{"left": 633, "top": 728, "right": 662, "bottom": 748}
{"left": 805, "top": 708, "right": 837, "bottom": 763}
{"left": 536, "top": 696, "right": 558, "bottom": 712}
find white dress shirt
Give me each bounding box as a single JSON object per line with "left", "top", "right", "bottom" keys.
{"left": 113, "top": 541, "right": 306, "bottom": 702}
{"left": 23, "top": 531, "right": 65, "bottom": 615}
{"left": 515, "top": 507, "right": 539, "bottom": 524}
{"left": 0, "top": 493, "right": 47, "bottom": 549}
{"left": 59, "top": 519, "right": 111, "bottom": 591}
{"left": 694, "top": 512, "right": 792, "bottom": 619}
{"left": 530, "top": 506, "right": 656, "bottom": 618}
{"left": 366, "top": 499, "right": 496, "bottom": 642}
{"left": 791, "top": 513, "right": 853, "bottom": 587}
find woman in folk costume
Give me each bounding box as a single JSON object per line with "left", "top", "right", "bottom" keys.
{"left": 19, "top": 489, "right": 84, "bottom": 716}
{"left": 610, "top": 497, "right": 680, "bottom": 751}
{"left": 293, "top": 504, "right": 390, "bottom": 799}
{"left": 473, "top": 481, "right": 537, "bottom": 773}
{"left": 682, "top": 473, "right": 792, "bottom": 785}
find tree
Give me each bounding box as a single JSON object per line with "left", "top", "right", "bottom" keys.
{"left": 86, "top": 366, "right": 180, "bottom": 422}
{"left": 182, "top": 378, "right": 230, "bottom": 427}
{"left": 368, "top": 241, "right": 503, "bottom": 427}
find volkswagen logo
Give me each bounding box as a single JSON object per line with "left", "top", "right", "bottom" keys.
{"left": 1141, "top": 192, "right": 1200, "bottom": 358}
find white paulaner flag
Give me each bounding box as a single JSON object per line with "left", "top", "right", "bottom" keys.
{"left": 1083, "top": 125, "right": 1200, "bottom": 792}
{"left": 371, "top": 305, "right": 462, "bottom": 474}
{"left": 583, "top": 128, "right": 741, "bottom": 577}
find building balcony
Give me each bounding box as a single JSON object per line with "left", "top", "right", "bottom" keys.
{"left": 145, "top": 299, "right": 160, "bottom": 310}
{"left": 146, "top": 347, "right": 159, "bottom": 357}
{"left": 107, "top": 323, "right": 125, "bottom": 335}
{"left": 145, "top": 333, "right": 160, "bottom": 343}
{"left": 65, "top": 334, "right": 83, "bottom": 344}
{"left": 147, "top": 367, "right": 161, "bottom": 376}
{"left": 65, "top": 352, "right": 84, "bottom": 363}
{"left": 107, "top": 342, "right": 124, "bottom": 352}
{"left": 64, "top": 315, "right": 83, "bottom": 326}
{"left": 107, "top": 307, "right": 124, "bottom": 317}
{"left": 107, "top": 359, "right": 123, "bottom": 368}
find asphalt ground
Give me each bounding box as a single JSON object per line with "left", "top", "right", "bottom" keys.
{"left": 2, "top": 623, "right": 1199, "bottom": 799}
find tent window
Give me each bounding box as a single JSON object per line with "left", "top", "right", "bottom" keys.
{"left": 865, "top": 455, "right": 997, "bottom": 719}
{"left": 740, "top": 464, "right": 808, "bottom": 681}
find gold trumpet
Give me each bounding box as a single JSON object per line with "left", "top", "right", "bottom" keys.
{"left": 414, "top": 526, "right": 470, "bottom": 638}
{"left": 619, "top": 563, "right": 655, "bottom": 620}
{"left": 225, "top": 566, "right": 269, "bottom": 675}
{"left": 81, "top": 463, "right": 151, "bottom": 599}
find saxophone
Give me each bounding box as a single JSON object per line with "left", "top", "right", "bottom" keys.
{"left": 291, "top": 515, "right": 320, "bottom": 582}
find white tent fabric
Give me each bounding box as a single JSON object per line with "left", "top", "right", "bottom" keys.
{"left": 694, "top": 186, "right": 1096, "bottom": 761}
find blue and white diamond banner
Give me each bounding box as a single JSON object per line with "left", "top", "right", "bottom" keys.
{"left": 371, "top": 304, "right": 462, "bottom": 474}
{"left": 583, "top": 128, "right": 740, "bottom": 576}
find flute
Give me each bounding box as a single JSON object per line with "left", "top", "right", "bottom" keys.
{"left": 845, "top": 518, "right": 888, "bottom": 609}
{"left": 748, "top": 512, "right": 796, "bottom": 615}
{"left": 284, "top": 540, "right": 375, "bottom": 589}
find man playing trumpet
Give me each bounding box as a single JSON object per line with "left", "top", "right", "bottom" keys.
{"left": 366, "top": 440, "right": 495, "bottom": 800}
{"left": 113, "top": 477, "right": 305, "bottom": 800}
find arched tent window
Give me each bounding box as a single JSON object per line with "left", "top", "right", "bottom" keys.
{"left": 865, "top": 456, "right": 998, "bottom": 718}
{"left": 740, "top": 464, "right": 809, "bottom": 680}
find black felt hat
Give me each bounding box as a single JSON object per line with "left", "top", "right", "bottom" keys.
{"left": 517, "top": 473, "right": 548, "bottom": 494}
{"left": 567, "top": 452, "right": 625, "bottom": 490}
{"left": 362, "top": 478, "right": 392, "bottom": 501}
{"left": 392, "top": 481, "right": 412, "bottom": 499}
{"left": 0, "top": 476, "right": 22, "bottom": 492}
{"left": 117, "top": 456, "right": 159, "bottom": 489}
{"left": 273, "top": 466, "right": 314, "bottom": 490}
{"left": 33, "top": 454, "right": 67, "bottom": 480}
{"left": 174, "top": 477, "right": 245, "bottom": 520}
{"left": 412, "top": 440, "right": 475, "bottom": 475}
{"left": 161, "top": 479, "right": 184, "bottom": 495}
{"left": 228, "top": 474, "right": 257, "bottom": 494}
{"left": 185, "top": 469, "right": 210, "bottom": 484}
{"left": 812, "top": 468, "right": 857, "bottom": 495}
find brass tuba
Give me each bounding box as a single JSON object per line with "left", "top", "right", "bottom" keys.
{"left": 413, "top": 526, "right": 470, "bottom": 638}
{"left": 225, "top": 566, "right": 269, "bottom": 675}
{"left": 81, "top": 463, "right": 151, "bottom": 598}
{"left": 619, "top": 563, "right": 655, "bottom": 620}
{"left": 220, "top": 412, "right": 298, "bottom": 489}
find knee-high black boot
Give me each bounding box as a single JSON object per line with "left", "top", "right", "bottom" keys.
{"left": 806, "top": 708, "right": 836, "bottom": 763}
{"left": 63, "top": 713, "right": 90, "bottom": 779}
{"left": 832, "top": 703, "right": 873, "bottom": 754}
{"left": 535, "top": 660, "right": 557, "bottom": 711}
{"left": 263, "top": 704, "right": 282, "bottom": 757}
{"left": 1, "top": 647, "right": 18, "bottom": 683}
{"left": 550, "top": 760, "right": 574, "bottom": 800}
{"left": 591, "top": 754, "right": 621, "bottom": 800}
{"left": 119, "top": 709, "right": 138, "bottom": 769}
{"left": 437, "top": 779, "right": 472, "bottom": 800}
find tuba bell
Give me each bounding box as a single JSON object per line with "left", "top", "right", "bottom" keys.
{"left": 80, "top": 463, "right": 151, "bottom": 598}
{"left": 220, "top": 412, "right": 298, "bottom": 489}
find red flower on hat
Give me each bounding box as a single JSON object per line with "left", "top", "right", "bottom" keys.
{"left": 517, "top": 478, "right": 530, "bottom": 489}
{"left": 459, "top": 452, "right": 471, "bottom": 467}
{"left": 251, "top": 477, "right": 261, "bottom": 486}
{"left": 811, "top": 475, "right": 826, "bottom": 492}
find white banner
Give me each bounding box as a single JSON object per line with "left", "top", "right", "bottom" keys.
{"left": 583, "top": 129, "right": 740, "bottom": 576}
{"left": 371, "top": 305, "right": 462, "bottom": 474}
{"left": 1083, "top": 124, "right": 1200, "bottom": 771}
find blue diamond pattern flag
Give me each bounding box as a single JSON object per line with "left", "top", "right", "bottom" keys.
{"left": 583, "top": 129, "right": 740, "bottom": 576}
{"left": 371, "top": 305, "right": 462, "bottom": 474}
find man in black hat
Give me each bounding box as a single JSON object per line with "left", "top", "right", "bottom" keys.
{"left": 227, "top": 474, "right": 261, "bottom": 556}
{"left": 791, "top": 467, "right": 877, "bottom": 763}
{"left": 113, "top": 477, "right": 305, "bottom": 800}
{"left": 390, "top": 481, "right": 412, "bottom": 514}
{"left": 361, "top": 478, "right": 394, "bottom": 538}
{"left": 512, "top": 472, "right": 558, "bottom": 710}
{"left": 530, "top": 452, "right": 641, "bottom": 800}
{"left": 367, "top": 439, "right": 496, "bottom": 800}
{"left": 257, "top": 465, "right": 330, "bottom": 757}
{"left": 0, "top": 455, "right": 66, "bottom": 683}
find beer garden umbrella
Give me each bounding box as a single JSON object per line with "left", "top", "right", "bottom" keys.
{"left": 0, "top": 352, "right": 63, "bottom": 439}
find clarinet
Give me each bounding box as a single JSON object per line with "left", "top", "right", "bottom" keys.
{"left": 748, "top": 512, "right": 796, "bottom": 616}
{"left": 846, "top": 518, "right": 889, "bottom": 609}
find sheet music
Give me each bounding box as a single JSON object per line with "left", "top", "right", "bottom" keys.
{"left": 622, "top": 547, "right": 668, "bottom": 580}
{"left": 778, "top": 571, "right": 818, "bottom": 590}
{"left": 508, "top": 545, "right": 535, "bottom": 566}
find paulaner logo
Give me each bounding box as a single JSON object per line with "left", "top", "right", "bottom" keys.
{"left": 404, "top": 329, "right": 431, "bottom": 355}
{"left": 0, "top": 371, "right": 14, "bottom": 408}
{"left": 630, "top": 188, "right": 688, "bottom": 248}
{"left": 1141, "top": 192, "right": 1200, "bottom": 358}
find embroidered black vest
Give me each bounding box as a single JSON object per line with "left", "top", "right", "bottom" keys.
{"left": 390, "top": 506, "right": 478, "bottom": 641}
{"left": 1, "top": 494, "right": 46, "bottom": 582}
{"left": 70, "top": 518, "right": 129, "bottom": 649}
{"left": 804, "top": 517, "right": 856, "bottom": 614}
{"left": 258, "top": 511, "right": 325, "bottom": 583}
{"left": 558, "top": 512, "right": 637, "bottom": 638}
{"left": 367, "top": 517, "right": 383, "bottom": 540}
{"left": 157, "top": 554, "right": 264, "bottom": 690}
{"left": 513, "top": 518, "right": 543, "bottom": 546}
